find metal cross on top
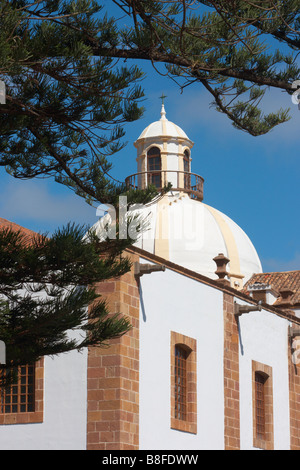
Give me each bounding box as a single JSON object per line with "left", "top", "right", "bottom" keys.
{"left": 159, "top": 93, "right": 167, "bottom": 105}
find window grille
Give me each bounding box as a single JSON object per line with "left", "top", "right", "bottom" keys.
{"left": 174, "top": 345, "right": 188, "bottom": 421}
{"left": 0, "top": 365, "right": 35, "bottom": 414}
{"left": 171, "top": 332, "right": 197, "bottom": 434}
{"left": 255, "top": 372, "right": 267, "bottom": 440}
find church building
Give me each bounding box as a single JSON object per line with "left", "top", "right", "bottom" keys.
{"left": 0, "top": 104, "right": 299, "bottom": 450}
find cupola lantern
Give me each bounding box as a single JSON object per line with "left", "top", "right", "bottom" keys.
{"left": 125, "top": 102, "right": 204, "bottom": 201}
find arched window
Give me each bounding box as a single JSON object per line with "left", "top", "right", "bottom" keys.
{"left": 171, "top": 332, "right": 197, "bottom": 434}
{"left": 147, "top": 147, "right": 161, "bottom": 189}
{"left": 174, "top": 345, "right": 189, "bottom": 421}
{"left": 183, "top": 150, "right": 190, "bottom": 189}
{"left": 255, "top": 371, "right": 267, "bottom": 440}
{"left": 252, "top": 361, "right": 274, "bottom": 450}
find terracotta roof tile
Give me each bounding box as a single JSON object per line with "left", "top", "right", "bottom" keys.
{"left": 244, "top": 271, "right": 300, "bottom": 306}
{"left": 0, "top": 217, "right": 37, "bottom": 244}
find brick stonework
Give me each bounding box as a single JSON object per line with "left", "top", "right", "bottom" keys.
{"left": 223, "top": 293, "right": 240, "bottom": 450}
{"left": 87, "top": 253, "right": 140, "bottom": 450}
{"left": 289, "top": 324, "right": 300, "bottom": 450}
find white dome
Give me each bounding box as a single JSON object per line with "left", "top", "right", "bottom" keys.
{"left": 131, "top": 192, "right": 263, "bottom": 288}
{"left": 135, "top": 104, "right": 191, "bottom": 142}
{"left": 90, "top": 191, "right": 262, "bottom": 289}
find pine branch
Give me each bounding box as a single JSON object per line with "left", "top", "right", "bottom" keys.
{"left": 0, "top": 223, "right": 133, "bottom": 383}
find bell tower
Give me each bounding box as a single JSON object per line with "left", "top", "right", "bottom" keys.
{"left": 126, "top": 101, "right": 204, "bottom": 202}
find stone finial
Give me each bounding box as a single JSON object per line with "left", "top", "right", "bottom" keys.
{"left": 213, "top": 253, "right": 230, "bottom": 286}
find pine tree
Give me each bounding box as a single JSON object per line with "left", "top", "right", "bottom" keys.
{"left": 102, "top": 0, "right": 299, "bottom": 136}
{"left": 0, "top": 222, "right": 137, "bottom": 387}
{"left": 0, "top": 0, "right": 158, "bottom": 205}
{"left": 1, "top": 1, "right": 298, "bottom": 192}
{"left": 0, "top": 2, "right": 172, "bottom": 383}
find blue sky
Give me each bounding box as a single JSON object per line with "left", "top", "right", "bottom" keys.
{"left": 0, "top": 5, "right": 299, "bottom": 274}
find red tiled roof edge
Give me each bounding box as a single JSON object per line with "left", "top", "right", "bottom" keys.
{"left": 0, "top": 217, "right": 38, "bottom": 242}
{"left": 244, "top": 271, "right": 300, "bottom": 306}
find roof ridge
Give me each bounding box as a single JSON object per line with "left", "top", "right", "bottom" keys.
{"left": 0, "top": 217, "right": 37, "bottom": 237}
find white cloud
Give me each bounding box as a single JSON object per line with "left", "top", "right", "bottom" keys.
{"left": 0, "top": 179, "right": 97, "bottom": 230}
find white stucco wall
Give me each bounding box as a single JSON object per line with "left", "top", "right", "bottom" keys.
{"left": 138, "top": 261, "right": 292, "bottom": 450}
{"left": 237, "top": 303, "right": 291, "bottom": 450}
{"left": 138, "top": 261, "right": 225, "bottom": 450}
{"left": 0, "top": 287, "right": 88, "bottom": 450}
{"left": 0, "top": 347, "right": 88, "bottom": 450}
